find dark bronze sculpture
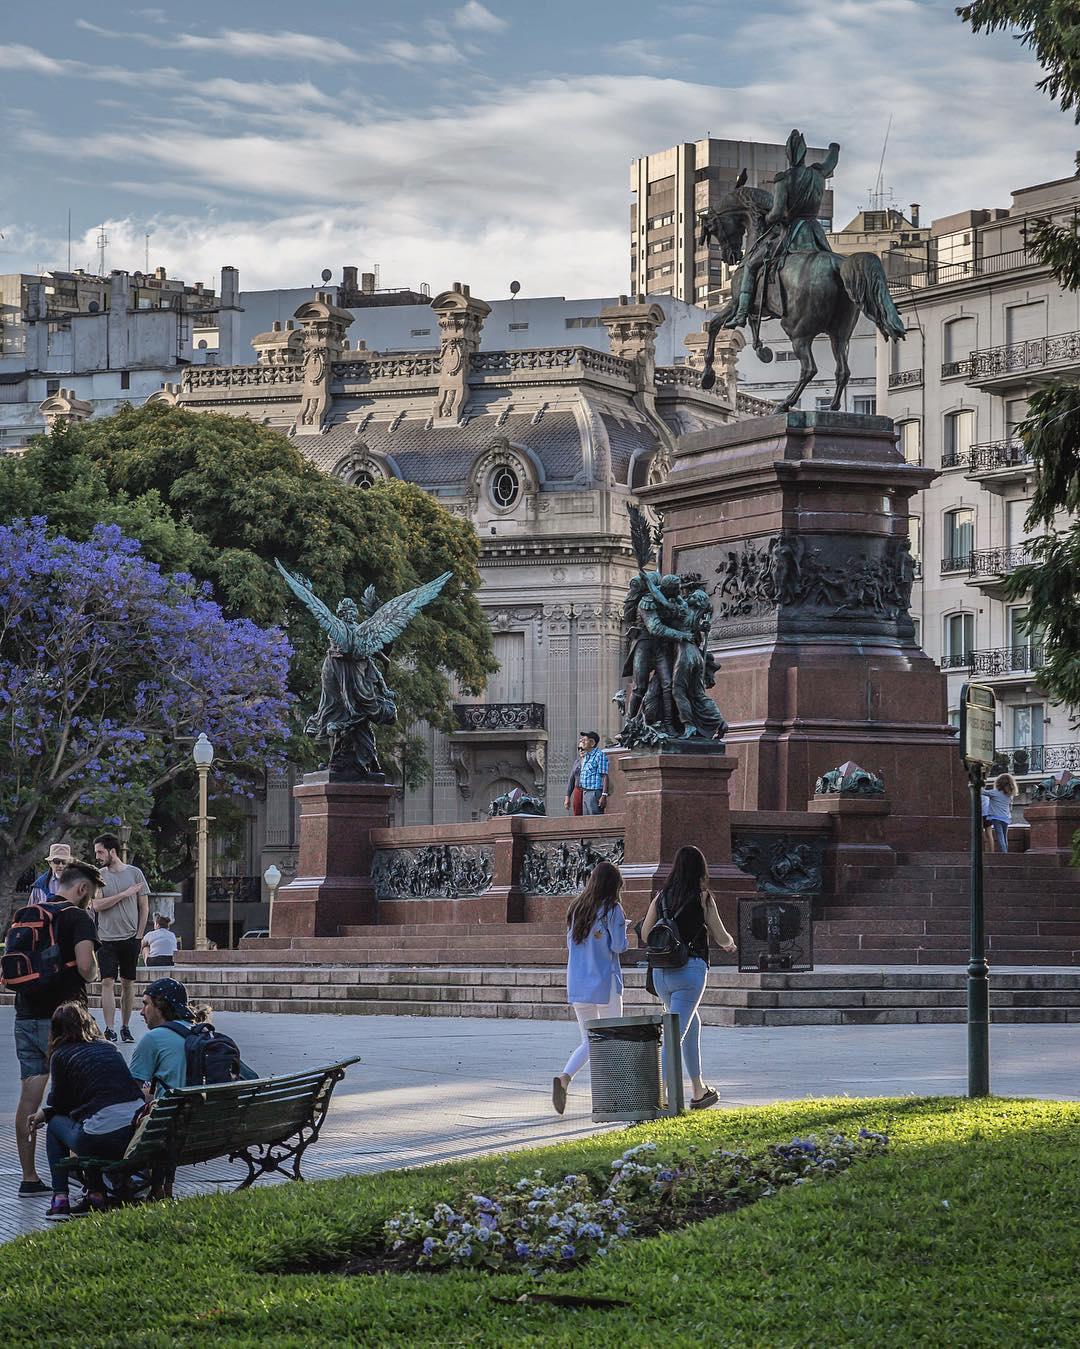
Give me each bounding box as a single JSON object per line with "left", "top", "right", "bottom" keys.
{"left": 618, "top": 508, "right": 727, "bottom": 748}
{"left": 698, "top": 129, "right": 906, "bottom": 412}
{"left": 488, "top": 788, "right": 546, "bottom": 817}
{"left": 275, "top": 560, "right": 451, "bottom": 780}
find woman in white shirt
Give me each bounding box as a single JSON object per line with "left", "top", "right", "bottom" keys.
{"left": 141, "top": 914, "right": 179, "bottom": 968}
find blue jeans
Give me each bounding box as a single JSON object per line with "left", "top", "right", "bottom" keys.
{"left": 991, "top": 820, "right": 1008, "bottom": 851}
{"left": 45, "top": 1116, "right": 134, "bottom": 1194}
{"left": 652, "top": 957, "right": 708, "bottom": 1081}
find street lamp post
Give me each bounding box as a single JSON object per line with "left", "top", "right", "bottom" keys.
{"left": 264, "top": 864, "right": 282, "bottom": 934}
{"left": 192, "top": 733, "right": 214, "bottom": 952}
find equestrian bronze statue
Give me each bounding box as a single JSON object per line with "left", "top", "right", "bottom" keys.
{"left": 699, "top": 129, "right": 906, "bottom": 412}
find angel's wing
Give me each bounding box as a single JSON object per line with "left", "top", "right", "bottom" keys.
{"left": 274, "top": 559, "right": 349, "bottom": 648}
{"left": 361, "top": 583, "right": 378, "bottom": 616}
{"left": 354, "top": 571, "right": 453, "bottom": 657}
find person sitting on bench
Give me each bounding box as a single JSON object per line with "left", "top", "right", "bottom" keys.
{"left": 28, "top": 1001, "right": 144, "bottom": 1221}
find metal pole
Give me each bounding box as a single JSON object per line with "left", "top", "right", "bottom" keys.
{"left": 661, "top": 1012, "right": 685, "bottom": 1116}
{"left": 195, "top": 763, "right": 209, "bottom": 952}
{"left": 228, "top": 884, "right": 235, "bottom": 951}
{"left": 967, "top": 762, "right": 990, "bottom": 1096}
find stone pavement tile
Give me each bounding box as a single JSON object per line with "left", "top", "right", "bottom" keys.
{"left": 2, "top": 1008, "right": 1079, "bottom": 1244}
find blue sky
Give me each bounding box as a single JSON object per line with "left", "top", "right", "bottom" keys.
{"left": 0, "top": 0, "right": 1075, "bottom": 297}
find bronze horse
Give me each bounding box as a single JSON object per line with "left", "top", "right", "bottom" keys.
{"left": 699, "top": 177, "right": 905, "bottom": 411}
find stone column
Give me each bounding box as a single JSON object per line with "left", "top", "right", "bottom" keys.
{"left": 599, "top": 297, "right": 667, "bottom": 426}
{"left": 430, "top": 282, "right": 491, "bottom": 425}
{"left": 271, "top": 775, "right": 394, "bottom": 937}
{"left": 1025, "top": 801, "right": 1080, "bottom": 862}
{"left": 292, "top": 291, "right": 353, "bottom": 432}
{"left": 617, "top": 751, "right": 745, "bottom": 930}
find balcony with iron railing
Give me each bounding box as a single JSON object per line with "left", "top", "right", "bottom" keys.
{"left": 939, "top": 653, "right": 971, "bottom": 670}
{"left": 965, "top": 439, "right": 1033, "bottom": 493}
{"left": 941, "top": 359, "right": 971, "bottom": 379}
{"left": 452, "top": 702, "right": 546, "bottom": 733}
{"left": 941, "top": 553, "right": 973, "bottom": 575}
{"left": 968, "top": 546, "right": 1032, "bottom": 579}
{"left": 888, "top": 368, "right": 923, "bottom": 389}
{"left": 992, "top": 744, "right": 1080, "bottom": 776}
{"left": 887, "top": 247, "right": 1042, "bottom": 297}
{"left": 968, "top": 327, "right": 1080, "bottom": 387}
{"left": 967, "top": 645, "right": 1044, "bottom": 679}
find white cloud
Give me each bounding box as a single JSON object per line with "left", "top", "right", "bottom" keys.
{"left": 453, "top": 2, "right": 507, "bottom": 33}
{"left": 6, "top": 2, "right": 1077, "bottom": 301}
{"left": 172, "top": 28, "right": 360, "bottom": 64}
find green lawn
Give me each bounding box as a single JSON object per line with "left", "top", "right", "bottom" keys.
{"left": 2, "top": 1097, "right": 1077, "bottom": 1347}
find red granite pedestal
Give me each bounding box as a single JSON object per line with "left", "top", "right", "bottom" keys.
{"left": 617, "top": 750, "right": 750, "bottom": 932}
{"left": 271, "top": 776, "right": 394, "bottom": 938}
{"left": 1025, "top": 801, "right": 1080, "bottom": 864}
{"left": 639, "top": 410, "right": 969, "bottom": 851}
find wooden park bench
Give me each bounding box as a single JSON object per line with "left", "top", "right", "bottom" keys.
{"left": 60, "top": 1056, "right": 360, "bottom": 1197}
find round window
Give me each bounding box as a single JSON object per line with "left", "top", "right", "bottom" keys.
{"left": 351, "top": 470, "right": 376, "bottom": 489}
{"left": 489, "top": 464, "right": 520, "bottom": 510}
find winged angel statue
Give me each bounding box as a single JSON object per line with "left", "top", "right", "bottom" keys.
{"left": 275, "top": 560, "right": 452, "bottom": 781}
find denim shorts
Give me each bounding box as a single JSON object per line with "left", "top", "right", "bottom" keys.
{"left": 14, "top": 1018, "right": 51, "bottom": 1080}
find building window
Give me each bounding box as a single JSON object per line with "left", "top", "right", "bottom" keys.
{"left": 943, "top": 316, "right": 976, "bottom": 368}
{"left": 119, "top": 370, "right": 130, "bottom": 390}
{"left": 909, "top": 516, "right": 922, "bottom": 567}
{"left": 45, "top": 379, "right": 60, "bottom": 396}
{"left": 943, "top": 409, "right": 975, "bottom": 467}
{"left": 351, "top": 469, "right": 377, "bottom": 489}
{"left": 410, "top": 328, "right": 431, "bottom": 337}
{"left": 912, "top": 616, "right": 922, "bottom": 647}
{"left": 815, "top": 397, "right": 833, "bottom": 411}
{"left": 565, "top": 316, "right": 601, "bottom": 329}
{"left": 489, "top": 464, "right": 520, "bottom": 510}
{"left": 897, "top": 419, "right": 921, "bottom": 464}
{"left": 853, "top": 395, "right": 876, "bottom": 415}
{"left": 944, "top": 612, "right": 974, "bottom": 666}
{"left": 943, "top": 508, "right": 974, "bottom": 571}
{"left": 1012, "top": 703, "right": 1044, "bottom": 750}
{"left": 508, "top": 322, "right": 529, "bottom": 332}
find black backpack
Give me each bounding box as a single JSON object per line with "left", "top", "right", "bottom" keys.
{"left": 165, "top": 1021, "right": 242, "bottom": 1086}
{"left": 1, "top": 902, "right": 76, "bottom": 991}
{"left": 646, "top": 893, "right": 691, "bottom": 970}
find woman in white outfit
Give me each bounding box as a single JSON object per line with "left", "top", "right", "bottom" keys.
{"left": 551, "top": 861, "right": 629, "bottom": 1115}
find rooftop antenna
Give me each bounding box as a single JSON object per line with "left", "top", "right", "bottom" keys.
{"left": 96, "top": 224, "right": 109, "bottom": 277}
{"left": 67, "top": 209, "right": 71, "bottom": 272}
{"left": 145, "top": 232, "right": 151, "bottom": 272}
{"left": 868, "top": 117, "right": 893, "bottom": 212}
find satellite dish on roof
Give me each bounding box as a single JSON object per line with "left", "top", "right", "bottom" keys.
{"left": 509, "top": 280, "right": 521, "bottom": 296}
{"left": 321, "top": 268, "right": 333, "bottom": 283}
{"left": 87, "top": 301, "right": 99, "bottom": 313}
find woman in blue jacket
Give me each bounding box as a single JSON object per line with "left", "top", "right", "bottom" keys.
{"left": 551, "top": 861, "right": 629, "bottom": 1115}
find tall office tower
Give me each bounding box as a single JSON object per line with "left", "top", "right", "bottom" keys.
{"left": 630, "top": 138, "right": 835, "bottom": 307}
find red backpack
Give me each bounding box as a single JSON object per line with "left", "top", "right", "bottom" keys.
{"left": 1, "top": 901, "right": 76, "bottom": 990}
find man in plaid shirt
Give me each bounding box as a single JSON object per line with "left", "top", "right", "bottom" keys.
{"left": 577, "top": 731, "right": 610, "bottom": 815}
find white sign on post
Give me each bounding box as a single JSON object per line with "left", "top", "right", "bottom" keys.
{"left": 960, "top": 682, "right": 997, "bottom": 768}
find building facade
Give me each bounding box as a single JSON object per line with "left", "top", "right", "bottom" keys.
{"left": 0, "top": 266, "right": 231, "bottom": 452}
{"left": 177, "top": 281, "right": 751, "bottom": 884}
{"left": 881, "top": 170, "right": 1080, "bottom": 790}
{"left": 630, "top": 137, "right": 834, "bottom": 307}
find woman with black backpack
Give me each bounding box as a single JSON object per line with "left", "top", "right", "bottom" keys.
{"left": 641, "top": 845, "right": 736, "bottom": 1110}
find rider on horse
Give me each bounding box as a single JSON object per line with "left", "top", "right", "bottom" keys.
{"left": 725, "top": 129, "right": 840, "bottom": 328}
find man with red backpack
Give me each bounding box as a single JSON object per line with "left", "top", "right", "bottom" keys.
{"left": 3, "top": 860, "right": 102, "bottom": 1196}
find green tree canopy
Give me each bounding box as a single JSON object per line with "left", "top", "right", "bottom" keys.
{"left": 0, "top": 404, "right": 495, "bottom": 786}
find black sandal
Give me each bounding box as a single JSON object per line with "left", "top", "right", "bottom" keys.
{"left": 690, "top": 1087, "right": 719, "bottom": 1109}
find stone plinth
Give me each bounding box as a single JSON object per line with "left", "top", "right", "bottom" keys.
{"left": 1024, "top": 801, "right": 1080, "bottom": 863}
{"left": 639, "top": 410, "right": 968, "bottom": 845}
{"left": 617, "top": 750, "right": 749, "bottom": 929}
{"left": 808, "top": 795, "right": 895, "bottom": 890}
{"left": 272, "top": 777, "right": 394, "bottom": 937}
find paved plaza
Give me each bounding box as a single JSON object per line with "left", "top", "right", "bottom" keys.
{"left": 2, "top": 1008, "right": 1080, "bottom": 1242}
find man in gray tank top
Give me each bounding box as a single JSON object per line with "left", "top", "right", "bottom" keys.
{"left": 92, "top": 832, "right": 150, "bottom": 1043}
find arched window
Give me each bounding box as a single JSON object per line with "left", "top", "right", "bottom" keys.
{"left": 943, "top": 409, "right": 975, "bottom": 467}
{"left": 488, "top": 463, "right": 520, "bottom": 510}
{"left": 943, "top": 612, "right": 974, "bottom": 668}
{"left": 350, "top": 468, "right": 377, "bottom": 489}
{"left": 897, "top": 419, "right": 921, "bottom": 465}
{"left": 942, "top": 316, "right": 976, "bottom": 375}
{"left": 943, "top": 508, "right": 974, "bottom": 572}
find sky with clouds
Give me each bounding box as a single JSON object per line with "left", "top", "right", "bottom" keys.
{"left": 0, "top": 0, "right": 1075, "bottom": 298}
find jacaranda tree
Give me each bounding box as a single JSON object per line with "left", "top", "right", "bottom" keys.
{"left": 0, "top": 519, "right": 293, "bottom": 914}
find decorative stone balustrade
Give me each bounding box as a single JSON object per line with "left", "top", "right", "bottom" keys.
{"left": 331, "top": 353, "right": 441, "bottom": 382}
{"left": 183, "top": 365, "right": 302, "bottom": 391}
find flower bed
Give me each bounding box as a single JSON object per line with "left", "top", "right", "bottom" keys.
{"left": 327, "top": 1130, "right": 887, "bottom": 1279}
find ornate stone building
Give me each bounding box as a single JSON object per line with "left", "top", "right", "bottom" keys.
{"left": 179, "top": 282, "right": 751, "bottom": 865}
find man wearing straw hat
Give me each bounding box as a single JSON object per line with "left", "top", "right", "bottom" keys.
{"left": 29, "top": 844, "right": 74, "bottom": 904}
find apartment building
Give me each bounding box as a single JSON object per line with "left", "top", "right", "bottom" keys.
{"left": 881, "top": 169, "right": 1080, "bottom": 788}
{"left": 629, "top": 137, "right": 834, "bottom": 307}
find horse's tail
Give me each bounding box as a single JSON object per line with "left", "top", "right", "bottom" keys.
{"left": 840, "top": 253, "right": 906, "bottom": 341}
